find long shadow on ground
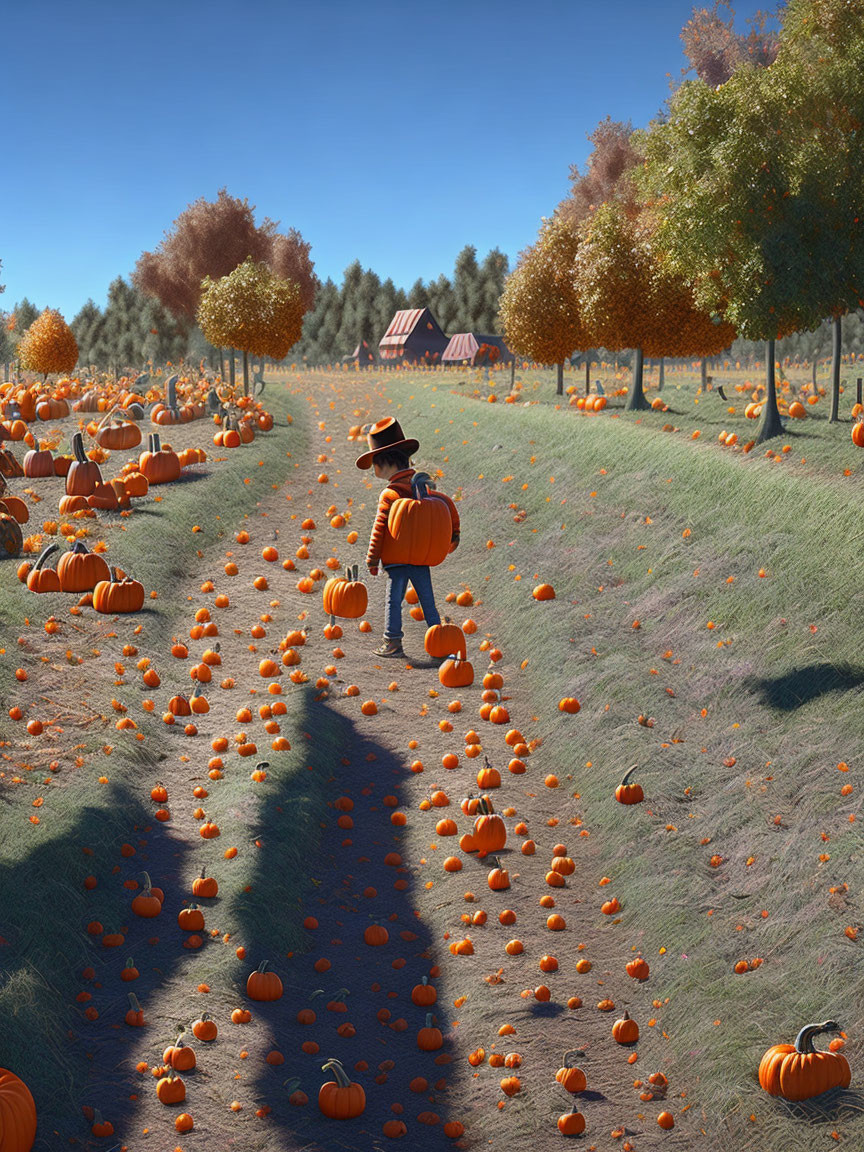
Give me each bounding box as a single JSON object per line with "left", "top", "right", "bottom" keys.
{"left": 0, "top": 766, "right": 192, "bottom": 1151}
{"left": 744, "top": 663, "right": 864, "bottom": 710}
{"left": 236, "top": 691, "right": 459, "bottom": 1150}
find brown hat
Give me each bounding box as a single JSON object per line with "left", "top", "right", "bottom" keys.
{"left": 355, "top": 417, "right": 420, "bottom": 470}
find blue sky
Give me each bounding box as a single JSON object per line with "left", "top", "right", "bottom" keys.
{"left": 3, "top": 0, "right": 773, "bottom": 320}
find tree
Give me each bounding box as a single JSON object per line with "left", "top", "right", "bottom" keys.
{"left": 134, "top": 189, "right": 270, "bottom": 322}
{"left": 197, "top": 257, "right": 305, "bottom": 392}
{"left": 134, "top": 188, "right": 316, "bottom": 327}
{"left": 556, "top": 117, "right": 642, "bottom": 230}
{"left": 18, "top": 308, "right": 78, "bottom": 379}
{"left": 641, "top": 0, "right": 864, "bottom": 440}
{"left": 9, "top": 298, "right": 40, "bottom": 369}
{"left": 680, "top": 1, "right": 778, "bottom": 88}
{"left": 572, "top": 201, "right": 660, "bottom": 410}
{"left": 499, "top": 215, "right": 589, "bottom": 395}
{"left": 477, "top": 249, "right": 510, "bottom": 333}
{"left": 98, "top": 277, "right": 144, "bottom": 375}
{"left": 70, "top": 299, "right": 104, "bottom": 370}
{"left": 266, "top": 228, "right": 318, "bottom": 314}
{"left": 773, "top": 0, "right": 864, "bottom": 421}
{"left": 452, "top": 246, "right": 482, "bottom": 330}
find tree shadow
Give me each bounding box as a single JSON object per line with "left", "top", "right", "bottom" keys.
{"left": 743, "top": 663, "right": 864, "bottom": 711}
{"left": 0, "top": 770, "right": 191, "bottom": 1150}
{"left": 238, "top": 692, "right": 460, "bottom": 1149}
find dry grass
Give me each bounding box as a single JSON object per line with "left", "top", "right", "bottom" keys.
{"left": 287, "top": 363, "right": 864, "bottom": 1151}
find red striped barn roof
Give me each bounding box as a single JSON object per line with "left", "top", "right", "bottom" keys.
{"left": 441, "top": 333, "right": 512, "bottom": 363}
{"left": 379, "top": 308, "right": 443, "bottom": 348}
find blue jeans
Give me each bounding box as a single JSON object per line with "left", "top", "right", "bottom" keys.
{"left": 383, "top": 564, "right": 442, "bottom": 640}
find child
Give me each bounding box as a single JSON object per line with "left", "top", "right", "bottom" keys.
{"left": 356, "top": 417, "right": 460, "bottom": 658}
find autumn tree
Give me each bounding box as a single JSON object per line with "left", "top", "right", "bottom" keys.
{"left": 18, "top": 308, "right": 78, "bottom": 380}
{"left": 499, "top": 215, "right": 589, "bottom": 395}
{"left": 134, "top": 189, "right": 317, "bottom": 327}
{"left": 197, "top": 257, "right": 305, "bottom": 393}
{"left": 640, "top": 0, "right": 864, "bottom": 441}
{"left": 680, "top": 0, "right": 778, "bottom": 88}
{"left": 556, "top": 117, "right": 642, "bottom": 229}
{"left": 571, "top": 202, "right": 655, "bottom": 410}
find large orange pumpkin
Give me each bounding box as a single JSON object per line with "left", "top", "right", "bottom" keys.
{"left": 380, "top": 473, "right": 456, "bottom": 567}
{"left": 759, "top": 1021, "right": 850, "bottom": 1101}
{"left": 0, "top": 1067, "right": 37, "bottom": 1151}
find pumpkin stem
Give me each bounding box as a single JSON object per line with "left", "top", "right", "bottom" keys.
{"left": 794, "top": 1021, "right": 842, "bottom": 1053}
{"left": 33, "top": 542, "right": 59, "bottom": 570}
{"left": 283, "top": 1077, "right": 302, "bottom": 1093}
{"left": 620, "top": 764, "right": 638, "bottom": 786}
{"left": 257, "top": 960, "right": 271, "bottom": 974}
{"left": 425, "top": 1012, "right": 435, "bottom": 1028}
{"left": 321, "top": 1057, "right": 351, "bottom": 1088}
{"left": 72, "top": 430, "right": 87, "bottom": 463}
{"left": 139, "top": 871, "right": 153, "bottom": 893}
{"left": 124, "top": 957, "right": 135, "bottom": 969}
{"left": 562, "top": 1049, "right": 585, "bottom": 1065}
{"left": 127, "top": 992, "right": 142, "bottom": 1012}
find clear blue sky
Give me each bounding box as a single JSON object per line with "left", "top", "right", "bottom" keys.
{"left": 3, "top": 0, "right": 773, "bottom": 320}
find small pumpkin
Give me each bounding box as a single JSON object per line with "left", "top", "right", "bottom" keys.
{"left": 612, "top": 1011, "right": 639, "bottom": 1045}
{"left": 417, "top": 1012, "right": 443, "bottom": 1051}
{"left": 556, "top": 1050, "right": 587, "bottom": 1093}
{"left": 424, "top": 619, "right": 466, "bottom": 659}
{"left": 93, "top": 567, "right": 145, "bottom": 614}
{"left": 163, "top": 1034, "right": 196, "bottom": 1071}
{"left": 246, "top": 960, "right": 283, "bottom": 1001}
{"left": 322, "top": 563, "right": 368, "bottom": 620}
{"left": 318, "top": 1057, "right": 366, "bottom": 1119}
{"left": 615, "top": 764, "right": 644, "bottom": 805}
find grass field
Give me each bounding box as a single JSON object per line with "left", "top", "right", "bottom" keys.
{"left": 2, "top": 358, "right": 862, "bottom": 1150}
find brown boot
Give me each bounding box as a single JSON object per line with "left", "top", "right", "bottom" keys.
{"left": 373, "top": 637, "right": 405, "bottom": 658}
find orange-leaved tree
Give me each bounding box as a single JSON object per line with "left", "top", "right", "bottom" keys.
{"left": 18, "top": 308, "right": 79, "bottom": 381}
{"left": 573, "top": 199, "right": 735, "bottom": 410}
{"left": 197, "top": 258, "right": 305, "bottom": 394}
{"left": 498, "top": 216, "right": 590, "bottom": 396}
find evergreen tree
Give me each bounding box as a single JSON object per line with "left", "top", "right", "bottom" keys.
{"left": 11, "top": 298, "right": 39, "bottom": 334}
{"left": 70, "top": 300, "right": 104, "bottom": 369}
{"left": 407, "top": 278, "right": 427, "bottom": 310}
{"left": 477, "top": 249, "right": 510, "bottom": 332}
{"left": 452, "top": 245, "right": 482, "bottom": 331}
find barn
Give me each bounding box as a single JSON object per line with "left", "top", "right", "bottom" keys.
{"left": 441, "top": 332, "right": 514, "bottom": 366}
{"left": 343, "top": 340, "right": 375, "bottom": 365}
{"left": 378, "top": 308, "right": 449, "bottom": 363}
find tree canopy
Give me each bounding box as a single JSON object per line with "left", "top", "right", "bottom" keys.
{"left": 134, "top": 189, "right": 317, "bottom": 323}
{"left": 18, "top": 308, "right": 78, "bottom": 377}
{"left": 197, "top": 257, "right": 305, "bottom": 362}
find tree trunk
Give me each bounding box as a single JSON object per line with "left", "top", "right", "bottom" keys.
{"left": 218, "top": 348, "right": 225, "bottom": 379}
{"left": 242, "top": 350, "right": 249, "bottom": 395}
{"left": 510, "top": 358, "right": 515, "bottom": 392}
{"left": 658, "top": 357, "right": 665, "bottom": 393}
{"left": 228, "top": 349, "right": 236, "bottom": 388}
{"left": 556, "top": 362, "right": 564, "bottom": 396}
{"left": 811, "top": 356, "right": 817, "bottom": 391}
{"left": 625, "top": 348, "right": 649, "bottom": 411}
{"left": 701, "top": 357, "right": 709, "bottom": 391}
{"left": 585, "top": 356, "right": 591, "bottom": 396}
{"left": 756, "top": 338, "right": 784, "bottom": 443}
{"left": 829, "top": 314, "right": 842, "bottom": 423}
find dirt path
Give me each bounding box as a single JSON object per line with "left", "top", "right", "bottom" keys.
{"left": 14, "top": 374, "right": 696, "bottom": 1151}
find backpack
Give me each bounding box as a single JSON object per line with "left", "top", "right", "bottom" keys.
{"left": 381, "top": 472, "right": 456, "bottom": 567}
